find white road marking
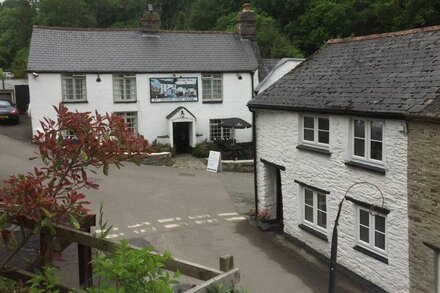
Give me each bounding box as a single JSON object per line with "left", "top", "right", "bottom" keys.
{"left": 158, "top": 217, "right": 181, "bottom": 223}
{"left": 195, "top": 219, "right": 218, "bottom": 224}
{"left": 188, "top": 214, "right": 210, "bottom": 220}
{"left": 112, "top": 227, "right": 119, "bottom": 231}
{"left": 225, "top": 216, "right": 246, "bottom": 222}
{"left": 219, "top": 212, "right": 239, "bottom": 217}
{"left": 105, "top": 234, "right": 120, "bottom": 239}
{"left": 128, "top": 222, "right": 150, "bottom": 228}
{"left": 164, "top": 222, "right": 188, "bottom": 229}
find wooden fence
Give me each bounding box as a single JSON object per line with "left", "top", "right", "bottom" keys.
{"left": 0, "top": 217, "right": 240, "bottom": 292}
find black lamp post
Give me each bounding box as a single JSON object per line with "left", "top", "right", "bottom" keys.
{"left": 328, "top": 182, "right": 384, "bottom": 293}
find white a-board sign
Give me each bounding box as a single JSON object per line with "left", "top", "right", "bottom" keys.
{"left": 207, "top": 151, "right": 222, "bottom": 172}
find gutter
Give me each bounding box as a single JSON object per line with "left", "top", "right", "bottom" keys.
{"left": 248, "top": 103, "right": 440, "bottom": 124}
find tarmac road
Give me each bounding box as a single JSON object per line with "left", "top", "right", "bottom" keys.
{"left": 0, "top": 128, "right": 363, "bottom": 292}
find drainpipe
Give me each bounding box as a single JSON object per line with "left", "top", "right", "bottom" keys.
{"left": 250, "top": 71, "right": 258, "bottom": 217}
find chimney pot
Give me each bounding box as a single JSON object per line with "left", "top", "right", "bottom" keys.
{"left": 140, "top": 5, "right": 160, "bottom": 33}
{"left": 237, "top": 4, "right": 256, "bottom": 41}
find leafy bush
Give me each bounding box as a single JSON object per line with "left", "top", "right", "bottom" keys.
{"left": 192, "top": 142, "right": 217, "bottom": 158}
{"left": 207, "top": 282, "right": 248, "bottom": 293}
{"left": 89, "top": 240, "right": 180, "bottom": 293}
{"left": 152, "top": 140, "right": 176, "bottom": 156}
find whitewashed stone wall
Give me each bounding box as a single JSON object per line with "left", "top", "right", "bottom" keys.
{"left": 28, "top": 72, "right": 253, "bottom": 145}
{"left": 255, "top": 109, "right": 409, "bottom": 292}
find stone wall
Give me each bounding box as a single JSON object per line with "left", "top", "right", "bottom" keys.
{"left": 255, "top": 109, "right": 410, "bottom": 292}
{"left": 139, "top": 152, "right": 174, "bottom": 166}
{"left": 408, "top": 120, "right": 440, "bottom": 293}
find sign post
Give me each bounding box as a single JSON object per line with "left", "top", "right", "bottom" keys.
{"left": 207, "top": 151, "right": 222, "bottom": 172}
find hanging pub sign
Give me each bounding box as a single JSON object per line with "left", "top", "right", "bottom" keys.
{"left": 150, "top": 77, "right": 198, "bottom": 103}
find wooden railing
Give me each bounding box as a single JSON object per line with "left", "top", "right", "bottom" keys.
{"left": 0, "top": 219, "right": 240, "bottom": 292}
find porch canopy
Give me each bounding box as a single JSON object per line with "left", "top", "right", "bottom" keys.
{"left": 220, "top": 118, "right": 251, "bottom": 129}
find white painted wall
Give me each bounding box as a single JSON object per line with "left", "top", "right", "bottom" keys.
{"left": 256, "top": 59, "right": 303, "bottom": 93}
{"left": 28, "top": 72, "right": 253, "bottom": 145}
{"left": 255, "top": 109, "right": 409, "bottom": 293}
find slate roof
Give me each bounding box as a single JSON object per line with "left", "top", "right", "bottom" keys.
{"left": 248, "top": 26, "right": 440, "bottom": 119}
{"left": 27, "top": 26, "right": 258, "bottom": 73}
{"left": 258, "top": 58, "right": 281, "bottom": 81}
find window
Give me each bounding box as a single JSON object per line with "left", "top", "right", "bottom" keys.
{"left": 210, "top": 119, "right": 234, "bottom": 141}
{"left": 356, "top": 207, "right": 387, "bottom": 255}
{"left": 303, "top": 188, "right": 327, "bottom": 231}
{"left": 202, "top": 74, "right": 222, "bottom": 101}
{"left": 353, "top": 119, "right": 384, "bottom": 163}
{"left": 116, "top": 112, "right": 138, "bottom": 133}
{"left": 62, "top": 74, "right": 87, "bottom": 102}
{"left": 113, "top": 74, "right": 136, "bottom": 102}
{"left": 302, "top": 115, "right": 329, "bottom": 146}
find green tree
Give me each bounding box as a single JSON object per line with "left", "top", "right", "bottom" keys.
{"left": 36, "top": 0, "right": 96, "bottom": 27}
{"left": 0, "top": 0, "right": 36, "bottom": 70}
{"left": 11, "top": 47, "right": 28, "bottom": 78}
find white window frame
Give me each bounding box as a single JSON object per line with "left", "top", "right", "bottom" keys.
{"left": 352, "top": 118, "right": 384, "bottom": 164}
{"left": 301, "top": 115, "right": 330, "bottom": 148}
{"left": 61, "top": 74, "right": 87, "bottom": 102}
{"left": 302, "top": 187, "right": 327, "bottom": 233}
{"left": 202, "top": 74, "right": 223, "bottom": 102}
{"left": 356, "top": 206, "right": 387, "bottom": 256}
{"left": 115, "top": 112, "right": 138, "bottom": 133}
{"left": 209, "top": 119, "right": 234, "bottom": 141}
{"left": 113, "top": 74, "right": 137, "bottom": 102}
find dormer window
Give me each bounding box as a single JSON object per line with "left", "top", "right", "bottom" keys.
{"left": 302, "top": 115, "right": 329, "bottom": 147}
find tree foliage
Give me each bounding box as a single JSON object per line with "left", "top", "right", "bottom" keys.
{"left": 0, "top": 0, "right": 440, "bottom": 69}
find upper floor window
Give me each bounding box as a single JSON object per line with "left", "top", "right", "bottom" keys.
{"left": 302, "top": 115, "right": 329, "bottom": 147}
{"left": 356, "top": 207, "right": 387, "bottom": 255}
{"left": 303, "top": 188, "right": 327, "bottom": 232}
{"left": 115, "top": 112, "right": 138, "bottom": 133}
{"left": 113, "top": 74, "right": 136, "bottom": 102}
{"left": 353, "top": 119, "right": 384, "bottom": 163}
{"left": 202, "top": 74, "right": 222, "bottom": 102}
{"left": 62, "top": 74, "right": 86, "bottom": 102}
{"left": 210, "top": 119, "right": 233, "bottom": 141}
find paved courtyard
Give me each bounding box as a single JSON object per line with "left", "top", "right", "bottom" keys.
{"left": 0, "top": 124, "right": 364, "bottom": 292}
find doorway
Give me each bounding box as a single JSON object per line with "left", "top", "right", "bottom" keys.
{"left": 173, "top": 122, "right": 190, "bottom": 153}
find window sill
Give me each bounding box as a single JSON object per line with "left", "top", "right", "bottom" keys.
{"left": 353, "top": 245, "right": 388, "bottom": 264}
{"left": 298, "top": 224, "right": 328, "bottom": 242}
{"left": 202, "top": 100, "right": 223, "bottom": 104}
{"left": 344, "top": 161, "right": 386, "bottom": 175}
{"left": 62, "top": 101, "right": 88, "bottom": 104}
{"left": 114, "top": 100, "right": 137, "bottom": 104}
{"left": 296, "top": 144, "right": 331, "bottom": 156}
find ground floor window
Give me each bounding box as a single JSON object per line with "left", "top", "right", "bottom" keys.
{"left": 303, "top": 188, "right": 327, "bottom": 232}
{"left": 210, "top": 119, "right": 234, "bottom": 141}
{"left": 115, "top": 112, "right": 137, "bottom": 133}
{"left": 356, "top": 206, "right": 387, "bottom": 255}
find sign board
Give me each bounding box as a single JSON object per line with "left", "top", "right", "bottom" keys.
{"left": 207, "top": 151, "right": 222, "bottom": 173}
{"left": 150, "top": 77, "right": 198, "bottom": 103}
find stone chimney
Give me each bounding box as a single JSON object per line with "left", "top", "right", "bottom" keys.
{"left": 237, "top": 3, "right": 256, "bottom": 41}
{"left": 140, "top": 4, "right": 160, "bottom": 33}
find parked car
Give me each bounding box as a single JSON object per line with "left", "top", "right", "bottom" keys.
{"left": 0, "top": 99, "right": 19, "bottom": 123}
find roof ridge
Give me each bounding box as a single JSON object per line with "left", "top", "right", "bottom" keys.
{"left": 327, "top": 25, "right": 440, "bottom": 44}
{"left": 32, "top": 25, "right": 235, "bottom": 34}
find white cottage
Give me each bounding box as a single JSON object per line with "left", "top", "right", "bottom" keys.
{"left": 248, "top": 26, "right": 440, "bottom": 293}
{"left": 27, "top": 5, "right": 261, "bottom": 153}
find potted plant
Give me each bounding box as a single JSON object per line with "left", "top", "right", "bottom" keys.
{"left": 256, "top": 210, "right": 271, "bottom": 231}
